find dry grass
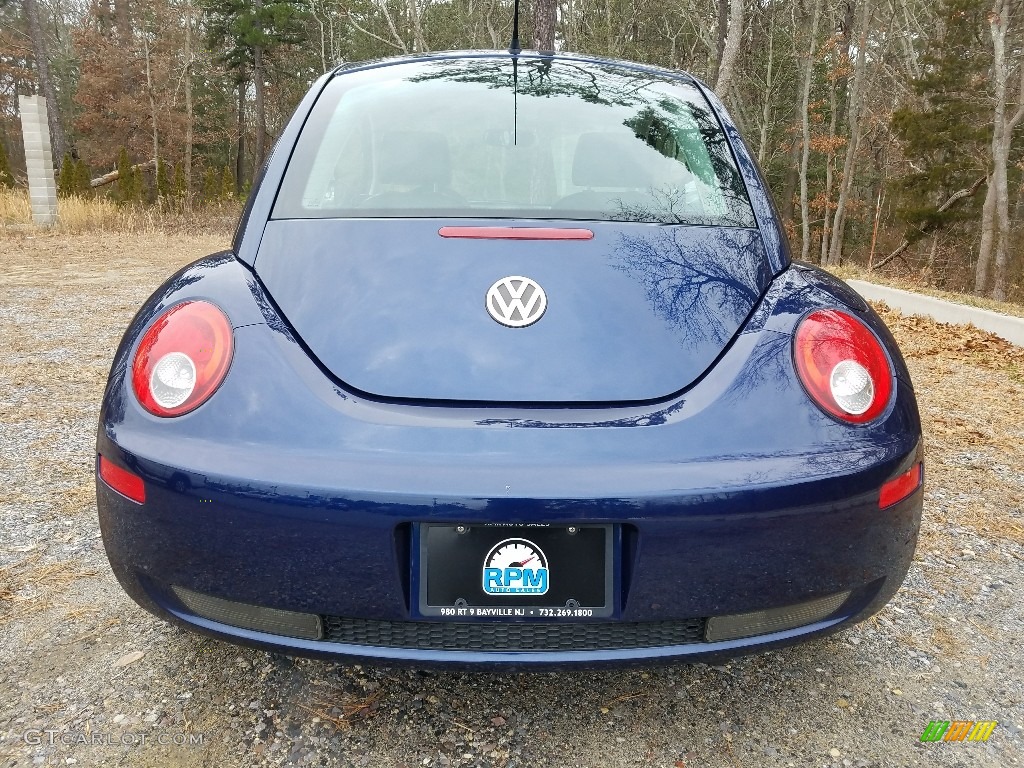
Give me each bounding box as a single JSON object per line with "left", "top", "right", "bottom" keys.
{"left": 873, "top": 302, "right": 1024, "bottom": 545}
{"left": 0, "top": 552, "right": 100, "bottom": 624}
{"left": 294, "top": 686, "right": 383, "bottom": 731}
{"left": 0, "top": 187, "right": 31, "bottom": 224}
{"left": 0, "top": 188, "right": 240, "bottom": 237}
{"left": 0, "top": 568, "right": 14, "bottom": 605}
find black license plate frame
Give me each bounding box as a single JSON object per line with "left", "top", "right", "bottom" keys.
{"left": 415, "top": 523, "right": 615, "bottom": 620}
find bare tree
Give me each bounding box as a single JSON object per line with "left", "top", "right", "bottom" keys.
{"left": 141, "top": 27, "right": 159, "bottom": 165}
{"left": 826, "top": 0, "right": 872, "bottom": 267}
{"left": 714, "top": 0, "right": 744, "bottom": 94}
{"left": 22, "top": 0, "right": 69, "bottom": 164}
{"left": 799, "top": 0, "right": 824, "bottom": 262}
{"left": 183, "top": 0, "right": 194, "bottom": 200}
{"left": 976, "top": 0, "right": 1024, "bottom": 299}
{"left": 408, "top": 0, "right": 428, "bottom": 52}
{"left": 252, "top": 0, "right": 268, "bottom": 174}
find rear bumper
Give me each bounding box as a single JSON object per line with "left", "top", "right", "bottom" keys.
{"left": 141, "top": 597, "right": 885, "bottom": 670}
{"left": 96, "top": 268, "right": 923, "bottom": 668}
{"left": 97, "top": 445, "right": 922, "bottom": 668}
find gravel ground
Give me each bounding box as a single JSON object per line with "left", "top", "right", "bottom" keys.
{"left": 0, "top": 230, "right": 1022, "bottom": 768}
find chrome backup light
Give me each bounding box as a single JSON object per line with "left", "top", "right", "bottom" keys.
{"left": 705, "top": 590, "right": 852, "bottom": 643}
{"left": 829, "top": 360, "right": 873, "bottom": 415}
{"left": 150, "top": 352, "right": 197, "bottom": 409}
{"left": 172, "top": 586, "right": 323, "bottom": 641}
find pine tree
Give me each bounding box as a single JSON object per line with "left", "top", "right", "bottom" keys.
{"left": 202, "top": 167, "right": 219, "bottom": 202}
{"left": 74, "top": 160, "right": 92, "bottom": 196}
{"left": 201, "top": 0, "right": 308, "bottom": 174}
{"left": 57, "top": 155, "right": 76, "bottom": 197}
{"left": 114, "top": 147, "right": 141, "bottom": 204}
{"left": 156, "top": 159, "right": 172, "bottom": 199}
{"left": 220, "top": 164, "right": 235, "bottom": 200}
{"left": 171, "top": 162, "right": 187, "bottom": 201}
{"left": 890, "top": 0, "right": 991, "bottom": 244}
{"left": 0, "top": 139, "right": 15, "bottom": 188}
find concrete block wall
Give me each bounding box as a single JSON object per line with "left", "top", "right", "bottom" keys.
{"left": 18, "top": 95, "right": 57, "bottom": 227}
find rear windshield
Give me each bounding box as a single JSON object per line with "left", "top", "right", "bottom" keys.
{"left": 273, "top": 58, "right": 756, "bottom": 227}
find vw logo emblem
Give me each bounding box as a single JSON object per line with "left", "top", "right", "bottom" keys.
{"left": 485, "top": 276, "right": 547, "bottom": 328}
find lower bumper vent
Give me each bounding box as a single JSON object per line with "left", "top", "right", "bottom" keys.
{"left": 171, "top": 584, "right": 852, "bottom": 651}
{"left": 321, "top": 616, "right": 707, "bottom": 651}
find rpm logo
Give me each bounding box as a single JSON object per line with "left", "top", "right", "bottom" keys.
{"left": 482, "top": 538, "right": 549, "bottom": 595}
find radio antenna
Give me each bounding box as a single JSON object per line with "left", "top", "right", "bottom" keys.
{"left": 512, "top": 56, "right": 519, "bottom": 146}
{"left": 509, "top": 0, "right": 522, "bottom": 54}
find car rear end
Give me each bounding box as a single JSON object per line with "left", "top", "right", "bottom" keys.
{"left": 96, "top": 53, "right": 922, "bottom": 668}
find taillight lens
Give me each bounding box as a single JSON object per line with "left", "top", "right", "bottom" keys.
{"left": 879, "top": 462, "right": 922, "bottom": 509}
{"left": 132, "top": 301, "right": 233, "bottom": 417}
{"left": 98, "top": 455, "right": 146, "bottom": 504}
{"left": 794, "top": 309, "right": 893, "bottom": 424}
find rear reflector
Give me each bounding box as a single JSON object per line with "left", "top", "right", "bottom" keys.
{"left": 879, "top": 462, "right": 923, "bottom": 509}
{"left": 172, "top": 586, "right": 323, "bottom": 641}
{"left": 98, "top": 455, "right": 145, "bottom": 504}
{"left": 438, "top": 226, "right": 594, "bottom": 240}
{"left": 705, "top": 591, "right": 851, "bottom": 642}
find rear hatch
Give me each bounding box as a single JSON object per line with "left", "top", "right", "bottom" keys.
{"left": 253, "top": 219, "right": 770, "bottom": 403}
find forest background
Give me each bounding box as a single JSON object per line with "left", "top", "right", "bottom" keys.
{"left": 2, "top": 0, "right": 1023, "bottom": 302}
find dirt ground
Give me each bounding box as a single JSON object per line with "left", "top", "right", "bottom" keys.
{"left": 0, "top": 231, "right": 1022, "bottom": 768}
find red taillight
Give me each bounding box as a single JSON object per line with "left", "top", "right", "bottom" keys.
{"left": 879, "top": 462, "right": 922, "bottom": 509}
{"left": 794, "top": 309, "right": 893, "bottom": 424}
{"left": 131, "top": 301, "right": 233, "bottom": 417}
{"left": 98, "top": 455, "right": 146, "bottom": 503}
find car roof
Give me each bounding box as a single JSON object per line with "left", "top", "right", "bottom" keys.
{"left": 331, "top": 50, "right": 701, "bottom": 89}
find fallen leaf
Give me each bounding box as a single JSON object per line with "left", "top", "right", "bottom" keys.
{"left": 113, "top": 651, "right": 144, "bottom": 668}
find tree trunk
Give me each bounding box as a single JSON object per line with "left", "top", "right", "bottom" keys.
{"left": 408, "top": 0, "right": 428, "bottom": 52}
{"left": 23, "top": 0, "right": 69, "bottom": 165}
{"left": 781, "top": 131, "right": 801, "bottom": 223}
{"left": 799, "top": 0, "right": 824, "bottom": 262}
{"left": 236, "top": 81, "right": 246, "bottom": 193}
{"left": 89, "top": 159, "right": 156, "bottom": 188}
{"left": 820, "top": 76, "right": 838, "bottom": 264}
{"left": 251, "top": 0, "right": 267, "bottom": 175}
{"left": 253, "top": 43, "right": 267, "bottom": 175}
{"left": 826, "top": 0, "right": 872, "bottom": 267}
{"left": 714, "top": 0, "right": 744, "bottom": 94}
{"left": 142, "top": 33, "right": 159, "bottom": 166}
{"left": 184, "top": 0, "right": 194, "bottom": 203}
{"left": 533, "top": 0, "right": 557, "bottom": 51}
{"left": 605, "top": 0, "right": 614, "bottom": 56}
{"left": 714, "top": 0, "right": 728, "bottom": 77}
{"left": 926, "top": 232, "right": 939, "bottom": 274}
{"left": 986, "top": 0, "right": 1024, "bottom": 301}
{"left": 975, "top": 178, "right": 996, "bottom": 293}
{"left": 757, "top": 19, "right": 775, "bottom": 166}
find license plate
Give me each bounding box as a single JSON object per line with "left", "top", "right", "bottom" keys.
{"left": 416, "top": 524, "right": 614, "bottom": 619}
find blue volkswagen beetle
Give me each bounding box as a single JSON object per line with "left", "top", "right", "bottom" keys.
{"left": 96, "top": 51, "right": 923, "bottom": 668}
